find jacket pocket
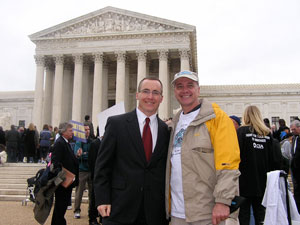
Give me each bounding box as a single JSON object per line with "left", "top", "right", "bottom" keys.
{"left": 191, "top": 147, "right": 213, "bottom": 153}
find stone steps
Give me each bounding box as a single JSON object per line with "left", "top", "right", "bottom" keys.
{"left": 0, "top": 189, "right": 28, "bottom": 195}
{"left": 0, "top": 163, "right": 44, "bottom": 202}
{"left": 0, "top": 183, "right": 27, "bottom": 189}
{"left": 0, "top": 174, "right": 34, "bottom": 179}
{"left": 0, "top": 163, "right": 88, "bottom": 203}
{"left": 0, "top": 178, "right": 29, "bottom": 184}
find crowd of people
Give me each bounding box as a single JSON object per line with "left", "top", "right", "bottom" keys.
{"left": 1, "top": 70, "right": 300, "bottom": 225}
{"left": 0, "top": 123, "right": 58, "bottom": 164}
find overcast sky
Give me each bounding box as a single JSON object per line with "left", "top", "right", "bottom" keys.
{"left": 1, "top": 0, "right": 299, "bottom": 91}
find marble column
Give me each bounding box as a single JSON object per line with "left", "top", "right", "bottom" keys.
{"left": 33, "top": 55, "right": 45, "bottom": 131}
{"left": 102, "top": 62, "right": 108, "bottom": 110}
{"left": 92, "top": 53, "right": 104, "bottom": 130}
{"left": 81, "top": 61, "right": 91, "bottom": 120}
{"left": 72, "top": 54, "right": 83, "bottom": 122}
{"left": 115, "top": 51, "right": 126, "bottom": 104}
{"left": 43, "top": 64, "right": 54, "bottom": 126}
{"left": 158, "top": 49, "right": 169, "bottom": 119}
{"left": 61, "top": 63, "right": 73, "bottom": 122}
{"left": 52, "top": 55, "right": 64, "bottom": 127}
{"left": 136, "top": 50, "right": 147, "bottom": 90}
{"left": 179, "top": 49, "right": 190, "bottom": 71}
{"left": 125, "top": 62, "right": 130, "bottom": 112}
{"left": 146, "top": 59, "right": 150, "bottom": 77}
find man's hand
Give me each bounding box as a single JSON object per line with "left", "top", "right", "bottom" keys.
{"left": 77, "top": 148, "right": 83, "bottom": 157}
{"left": 97, "top": 204, "right": 111, "bottom": 217}
{"left": 212, "top": 203, "right": 230, "bottom": 225}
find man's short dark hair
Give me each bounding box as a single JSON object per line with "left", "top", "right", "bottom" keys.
{"left": 85, "top": 115, "right": 90, "bottom": 121}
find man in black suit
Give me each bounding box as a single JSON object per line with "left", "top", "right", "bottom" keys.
{"left": 291, "top": 120, "right": 300, "bottom": 212}
{"left": 51, "top": 122, "right": 80, "bottom": 225}
{"left": 94, "top": 77, "right": 170, "bottom": 225}
{"left": 88, "top": 127, "right": 102, "bottom": 225}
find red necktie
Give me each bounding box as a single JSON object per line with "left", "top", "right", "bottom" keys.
{"left": 142, "top": 118, "right": 152, "bottom": 162}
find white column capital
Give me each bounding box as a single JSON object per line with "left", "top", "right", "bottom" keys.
{"left": 34, "top": 55, "right": 45, "bottom": 66}
{"left": 45, "top": 60, "right": 55, "bottom": 71}
{"left": 54, "top": 55, "right": 64, "bottom": 65}
{"left": 93, "top": 52, "right": 104, "bottom": 63}
{"left": 179, "top": 49, "right": 190, "bottom": 60}
{"left": 179, "top": 49, "right": 191, "bottom": 71}
{"left": 136, "top": 50, "right": 147, "bottom": 61}
{"left": 72, "top": 54, "right": 83, "bottom": 64}
{"left": 115, "top": 51, "right": 127, "bottom": 63}
{"left": 157, "top": 49, "right": 169, "bottom": 61}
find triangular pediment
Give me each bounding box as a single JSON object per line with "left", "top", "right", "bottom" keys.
{"left": 29, "top": 6, "right": 195, "bottom": 40}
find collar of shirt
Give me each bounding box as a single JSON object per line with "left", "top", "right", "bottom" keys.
{"left": 294, "top": 136, "right": 299, "bottom": 154}
{"left": 136, "top": 108, "right": 158, "bottom": 152}
{"left": 184, "top": 103, "right": 201, "bottom": 114}
{"left": 62, "top": 136, "right": 69, "bottom": 143}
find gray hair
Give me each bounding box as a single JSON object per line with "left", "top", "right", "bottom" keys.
{"left": 291, "top": 120, "right": 300, "bottom": 128}
{"left": 58, "top": 122, "right": 73, "bottom": 135}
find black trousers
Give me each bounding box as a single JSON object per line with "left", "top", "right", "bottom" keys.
{"left": 51, "top": 185, "right": 73, "bottom": 225}
{"left": 294, "top": 181, "right": 300, "bottom": 213}
{"left": 239, "top": 196, "right": 265, "bottom": 225}
{"left": 89, "top": 184, "right": 101, "bottom": 222}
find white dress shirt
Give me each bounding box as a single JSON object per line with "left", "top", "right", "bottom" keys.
{"left": 136, "top": 108, "right": 158, "bottom": 152}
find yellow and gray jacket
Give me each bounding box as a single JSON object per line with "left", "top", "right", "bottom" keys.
{"left": 165, "top": 98, "right": 240, "bottom": 222}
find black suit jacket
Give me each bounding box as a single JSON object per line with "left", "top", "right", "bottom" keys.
{"left": 94, "top": 110, "right": 169, "bottom": 225}
{"left": 51, "top": 136, "right": 79, "bottom": 187}
{"left": 88, "top": 138, "right": 101, "bottom": 179}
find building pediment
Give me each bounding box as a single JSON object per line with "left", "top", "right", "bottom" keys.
{"left": 29, "top": 6, "right": 195, "bottom": 41}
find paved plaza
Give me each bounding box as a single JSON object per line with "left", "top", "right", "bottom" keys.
{"left": 0, "top": 201, "right": 89, "bottom": 225}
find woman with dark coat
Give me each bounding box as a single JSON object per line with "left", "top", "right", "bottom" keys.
{"left": 237, "top": 105, "right": 282, "bottom": 225}
{"left": 24, "top": 123, "right": 37, "bottom": 163}
{"left": 39, "top": 124, "right": 52, "bottom": 163}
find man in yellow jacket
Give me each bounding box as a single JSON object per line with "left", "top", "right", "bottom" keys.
{"left": 165, "top": 71, "right": 240, "bottom": 225}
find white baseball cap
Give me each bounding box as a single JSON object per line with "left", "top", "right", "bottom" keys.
{"left": 171, "top": 70, "right": 199, "bottom": 84}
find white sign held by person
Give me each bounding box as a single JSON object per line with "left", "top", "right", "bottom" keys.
{"left": 97, "top": 102, "right": 125, "bottom": 137}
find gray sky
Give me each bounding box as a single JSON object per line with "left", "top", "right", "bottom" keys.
{"left": 1, "top": 0, "right": 299, "bottom": 91}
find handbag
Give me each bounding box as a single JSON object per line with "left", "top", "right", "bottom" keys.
{"left": 61, "top": 167, "right": 75, "bottom": 188}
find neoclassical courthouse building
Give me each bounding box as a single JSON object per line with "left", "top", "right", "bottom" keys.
{"left": 0, "top": 7, "right": 300, "bottom": 131}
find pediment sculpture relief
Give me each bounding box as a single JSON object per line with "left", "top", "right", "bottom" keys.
{"left": 41, "top": 12, "right": 182, "bottom": 38}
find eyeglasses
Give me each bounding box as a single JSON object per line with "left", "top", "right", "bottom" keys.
{"left": 140, "top": 89, "right": 162, "bottom": 97}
